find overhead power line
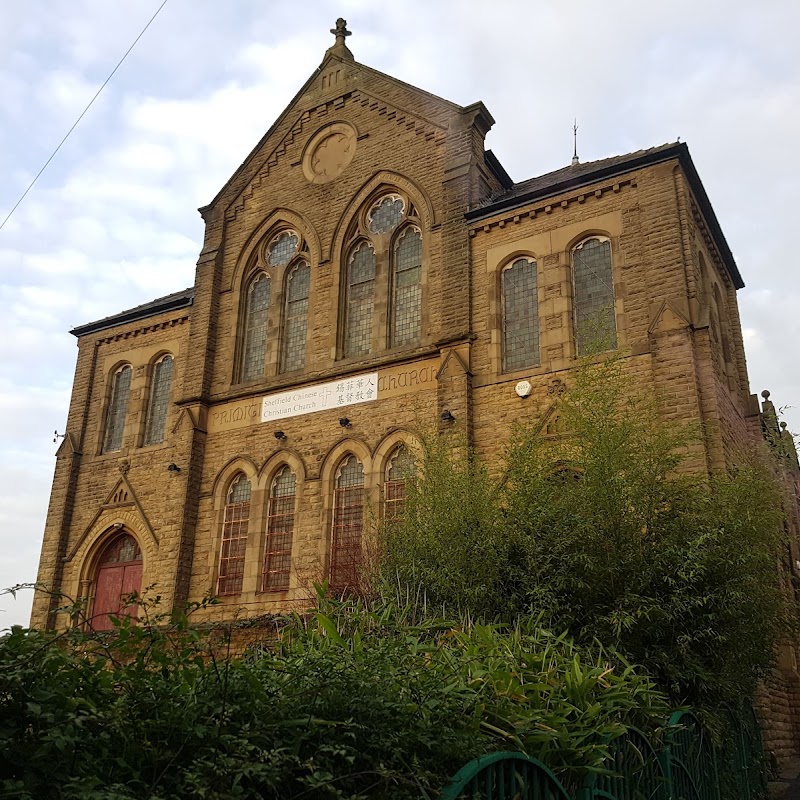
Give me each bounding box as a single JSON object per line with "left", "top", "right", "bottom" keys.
{"left": 0, "top": 0, "right": 170, "bottom": 233}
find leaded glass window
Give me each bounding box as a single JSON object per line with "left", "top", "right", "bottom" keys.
{"left": 572, "top": 237, "right": 616, "bottom": 356}
{"left": 502, "top": 258, "right": 540, "bottom": 372}
{"left": 344, "top": 242, "right": 375, "bottom": 358}
{"left": 384, "top": 445, "right": 414, "bottom": 520}
{"left": 281, "top": 261, "right": 310, "bottom": 373}
{"left": 263, "top": 467, "right": 295, "bottom": 592}
{"left": 391, "top": 227, "right": 422, "bottom": 347}
{"left": 217, "top": 474, "right": 251, "bottom": 596}
{"left": 267, "top": 230, "right": 299, "bottom": 267}
{"left": 102, "top": 365, "right": 132, "bottom": 453}
{"left": 368, "top": 195, "right": 404, "bottom": 234}
{"left": 142, "top": 355, "right": 173, "bottom": 446}
{"left": 241, "top": 272, "right": 271, "bottom": 381}
{"left": 330, "top": 455, "right": 364, "bottom": 591}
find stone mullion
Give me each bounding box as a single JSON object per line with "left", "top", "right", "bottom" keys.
{"left": 372, "top": 241, "right": 390, "bottom": 353}
{"left": 266, "top": 266, "right": 286, "bottom": 377}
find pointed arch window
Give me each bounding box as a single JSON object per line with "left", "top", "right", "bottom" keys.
{"left": 263, "top": 467, "right": 295, "bottom": 592}
{"left": 217, "top": 474, "right": 251, "bottom": 596}
{"left": 102, "top": 365, "right": 132, "bottom": 453}
{"left": 502, "top": 257, "right": 540, "bottom": 372}
{"left": 267, "top": 230, "right": 299, "bottom": 267}
{"left": 341, "top": 190, "right": 424, "bottom": 359}
{"left": 712, "top": 284, "right": 733, "bottom": 363}
{"left": 241, "top": 272, "right": 271, "bottom": 382}
{"left": 344, "top": 242, "right": 376, "bottom": 358}
{"left": 384, "top": 445, "right": 415, "bottom": 521}
{"left": 91, "top": 533, "right": 142, "bottom": 631}
{"left": 143, "top": 354, "right": 173, "bottom": 446}
{"left": 331, "top": 455, "right": 364, "bottom": 591}
{"left": 572, "top": 236, "right": 616, "bottom": 356}
{"left": 281, "top": 261, "right": 310, "bottom": 373}
{"left": 391, "top": 227, "right": 422, "bottom": 347}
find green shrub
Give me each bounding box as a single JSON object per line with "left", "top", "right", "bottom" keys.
{"left": 0, "top": 594, "right": 665, "bottom": 799}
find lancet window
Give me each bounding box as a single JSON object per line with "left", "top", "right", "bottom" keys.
{"left": 572, "top": 236, "right": 616, "bottom": 356}
{"left": 341, "top": 191, "right": 423, "bottom": 358}
{"left": 237, "top": 228, "right": 311, "bottom": 382}
{"left": 217, "top": 474, "right": 251, "bottom": 596}
{"left": 142, "top": 354, "right": 173, "bottom": 446}
{"left": 263, "top": 467, "right": 296, "bottom": 592}
{"left": 102, "top": 364, "right": 132, "bottom": 453}
{"left": 501, "top": 257, "right": 540, "bottom": 372}
{"left": 330, "top": 455, "right": 365, "bottom": 591}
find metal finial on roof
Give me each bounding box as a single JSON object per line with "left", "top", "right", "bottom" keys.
{"left": 326, "top": 18, "right": 354, "bottom": 60}
{"left": 572, "top": 119, "right": 580, "bottom": 166}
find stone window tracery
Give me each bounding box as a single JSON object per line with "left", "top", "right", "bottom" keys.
{"left": 501, "top": 257, "right": 540, "bottom": 372}
{"left": 237, "top": 226, "right": 313, "bottom": 383}
{"left": 263, "top": 466, "right": 295, "bottom": 592}
{"left": 330, "top": 455, "right": 364, "bottom": 591}
{"left": 267, "top": 230, "right": 300, "bottom": 267}
{"left": 142, "top": 354, "right": 173, "bottom": 446}
{"left": 102, "top": 364, "right": 132, "bottom": 453}
{"left": 572, "top": 236, "right": 616, "bottom": 356}
{"left": 217, "top": 474, "right": 251, "bottom": 596}
{"left": 341, "top": 190, "right": 424, "bottom": 358}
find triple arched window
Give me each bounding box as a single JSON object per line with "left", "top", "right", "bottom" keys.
{"left": 342, "top": 192, "right": 423, "bottom": 359}
{"left": 239, "top": 229, "right": 311, "bottom": 382}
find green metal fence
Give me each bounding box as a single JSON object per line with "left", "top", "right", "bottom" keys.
{"left": 438, "top": 705, "right": 766, "bottom": 800}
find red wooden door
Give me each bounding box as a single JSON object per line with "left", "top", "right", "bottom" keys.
{"left": 91, "top": 534, "right": 142, "bottom": 631}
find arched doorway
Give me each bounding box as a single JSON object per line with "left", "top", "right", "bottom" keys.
{"left": 91, "top": 533, "right": 142, "bottom": 631}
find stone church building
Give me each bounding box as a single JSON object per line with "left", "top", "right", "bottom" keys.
{"left": 31, "top": 21, "right": 800, "bottom": 763}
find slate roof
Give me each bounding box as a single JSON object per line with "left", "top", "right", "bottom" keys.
{"left": 467, "top": 141, "right": 743, "bottom": 289}
{"left": 70, "top": 286, "right": 195, "bottom": 337}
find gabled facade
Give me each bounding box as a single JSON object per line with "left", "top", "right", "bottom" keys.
{"left": 32, "top": 20, "right": 800, "bottom": 765}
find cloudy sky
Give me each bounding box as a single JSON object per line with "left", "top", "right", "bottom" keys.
{"left": 1, "top": 0, "right": 798, "bottom": 628}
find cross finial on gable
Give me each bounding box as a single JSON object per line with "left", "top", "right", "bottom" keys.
{"left": 326, "top": 18, "right": 354, "bottom": 60}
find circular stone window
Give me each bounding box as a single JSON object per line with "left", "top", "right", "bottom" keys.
{"left": 302, "top": 122, "right": 357, "bottom": 185}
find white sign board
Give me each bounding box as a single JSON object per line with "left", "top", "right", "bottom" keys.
{"left": 261, "top": 372, "right": 379, "bottom": 423}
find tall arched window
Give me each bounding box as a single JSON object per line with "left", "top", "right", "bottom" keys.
{"left": 341, "top": 190, "right": 424, "bottom": 358}
{"left": 142, "top": 354, "right": 173, "bottom": 446}
{"left": 391, "top": 227, "right": 422, "bottom": 347}
{"left": 572, "top": 236, "right": 616, "bottom": 356}
{"left": 102, "top": 365, "right": 132, "bottom": 453}
{"left": 331, "top": 455, "right": 364, "bottom": 591}
{"left": 384, "top": 445, "right": 414, "bottom": 520}
{"left": 501, "top": 257, "right": 540, "bottom": 372}
{"left": 281, "top": 261, "right": 310, "bottom": 373}
{"left": 91, "top": 533, "right": 142, "bottom": 631}
{"left": 240, "top": 272, "right": 271, "bottom": 382}
{"left": 217, "top": 474, "right": 251, "bottom": 596}
{"left": 263, "top": 467, "right": 296, "bottom": 592}
{"left": 343, "top": 242, "right": 376, "bottom": 358}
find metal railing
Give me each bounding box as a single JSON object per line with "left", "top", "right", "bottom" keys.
{"left": 438, "top": 705, "right": 765, "bottom": 800}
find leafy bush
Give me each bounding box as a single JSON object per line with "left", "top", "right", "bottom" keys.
{"left": 0, "top": 594, "right": 665, "bottom": 799}
{"left": 379, "top": 357, "right": 791, "bottom": 709}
